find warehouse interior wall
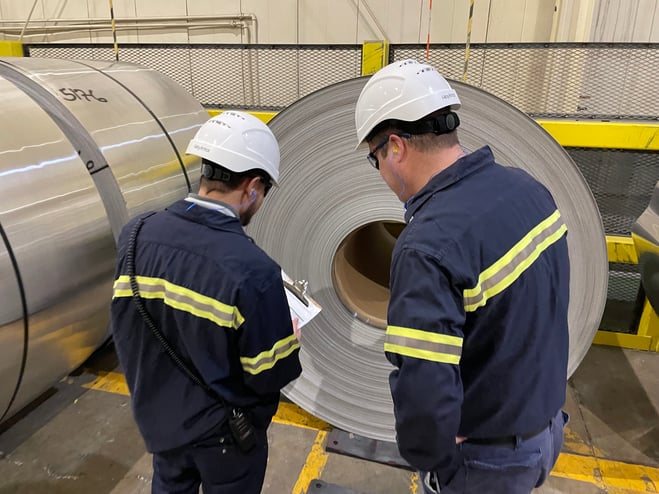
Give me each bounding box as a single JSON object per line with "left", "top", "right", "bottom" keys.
{"left": 0, "top": 0, "right": 658, "bottom": 45}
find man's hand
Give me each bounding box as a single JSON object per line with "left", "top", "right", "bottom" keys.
{"left": 292, "top": 317, "right": 301, "bottom": 340}
{"left": 456, "top": 436, "right": 467, "bottom": 444}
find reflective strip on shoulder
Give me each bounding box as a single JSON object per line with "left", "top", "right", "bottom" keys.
{"left": 112, "top": 275, "right": 245, "bottom": 329}
{"left": 463, "top": 209, "right": 567, "bottom": 312}
{"left": 240, "top": 334, "right": 300, "bottom": 375}
{"left": 384, "top": 325, "right": 462, "bottom": 364}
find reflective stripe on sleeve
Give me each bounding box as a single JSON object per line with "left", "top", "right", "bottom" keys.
{"left": 240, "top": 334, "right": 300, "bottom": 375}
{"left": 384, "top": 325, "right": 462, "bottom": 364}
{"left": 463, "top": 210, "right": 567, "bottom": 312}
{"left": 112, "top": 275, "right": 245, "bottom": 329}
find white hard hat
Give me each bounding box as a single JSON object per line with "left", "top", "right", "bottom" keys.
{"left": 354, "top": 59, "right": 461, "bottom": 148}
{"left": 186, "top": 110, "right": 280, "bottom": 185}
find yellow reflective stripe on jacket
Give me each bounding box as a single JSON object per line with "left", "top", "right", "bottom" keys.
{"left": 240, "top": 334, "right": 300, "bottom": 375}
{"left": 463, "top": 210, "right": 567, "bottom": 312}
{"left": 384, "top": 325, "right": 462, "bottom": 364}
{"left": 112, "top": 275, "right": 245, "bottom": 329}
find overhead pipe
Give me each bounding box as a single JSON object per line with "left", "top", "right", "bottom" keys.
{"left": 1, "top": 14, "right": 258, "bottom": 44}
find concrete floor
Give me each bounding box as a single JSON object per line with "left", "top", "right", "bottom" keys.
{"left": 0, "top": 342, "right": 658, "bottom": 494}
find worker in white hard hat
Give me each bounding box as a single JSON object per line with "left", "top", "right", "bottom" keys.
{"left": 355, "top": 60, "right": 570, "bottom": 494}
{"left": 111, "top": 110, "right": 302, "bottom": 494}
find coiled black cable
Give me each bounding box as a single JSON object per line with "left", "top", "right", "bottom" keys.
{"left": 125, "top": 213, "right": 221, "bottom": 400}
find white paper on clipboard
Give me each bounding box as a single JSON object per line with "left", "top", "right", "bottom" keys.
{"left": 282, "top": 270, "right": 322, "bottom": 328}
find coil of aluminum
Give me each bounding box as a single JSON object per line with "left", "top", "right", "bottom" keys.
{"left": 248, "top": 76, "right": 608, "bottom": 442}
{"left": 0, "top": 57, "right": 206, "bottom": 425}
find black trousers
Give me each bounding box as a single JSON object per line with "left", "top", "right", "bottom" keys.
{"left": 151, "top": 426, "right": 268, "bottom": 494}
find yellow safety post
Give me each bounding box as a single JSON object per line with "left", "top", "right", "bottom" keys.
{"left": 361, "top": 40, "right": 389, "bottom": 76}
{"left": 537, "top": 121, "right": 658, "bottom": 352}
{"left": 637, "top": 300, "right": 659, "bottom": 352}
{"left": 589, "top": 235, "right": 656, "bottom": 350}
{"left": 207, "top": 109, "right": 276, "bottom": 124}
{"left": 606, "top": 235, "right": 638, "bottom": 264}
{"left": 0, "top": 41, "right": 24, "bottom": 57}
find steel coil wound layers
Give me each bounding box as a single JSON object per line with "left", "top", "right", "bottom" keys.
{"left": 0, "top": 57, "right": 206, "bottom": 425}
{"left": 247, "top": 76, "right": 608, "bottom": 442}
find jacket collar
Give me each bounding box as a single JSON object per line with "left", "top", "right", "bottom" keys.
{"left": 404, "top": 146, "right": 495, "bottom": 223}
{"left": 167, "top": 197, "right": 246, "bottom": 235}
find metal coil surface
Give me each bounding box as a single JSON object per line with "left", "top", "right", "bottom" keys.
{"left": 248, "top": 76, "right": 608, "bottom": 441}
{"left": 0, "top": 57, "right": 207, "bottom": 424}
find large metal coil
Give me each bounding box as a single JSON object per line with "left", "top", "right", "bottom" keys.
{"left": 0, "top": 57, "right": 207, "bottom": 424}
{"left": 248, "top": 76, "right": 608, "bottom": 442}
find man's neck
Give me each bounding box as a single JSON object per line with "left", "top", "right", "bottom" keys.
{"left": 409, "top": 145, "right": 465, "bottom": 197}
{"left": 199, "top": 189, "right": 242, "bottom": 210}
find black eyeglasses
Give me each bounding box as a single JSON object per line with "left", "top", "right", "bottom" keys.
{"left": 366, "top": 133, "right": 412, "bottom": 170}
{"left": 366, "top": 136, "right": 390, "bottom": 170}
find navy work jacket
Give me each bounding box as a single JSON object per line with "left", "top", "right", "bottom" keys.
{"left": 384, "top": 146, "right": 570, "bottom": 474}
{"left": 111, "top": 199, "right": 301, "bottom": 453}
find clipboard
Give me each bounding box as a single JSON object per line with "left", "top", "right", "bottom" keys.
{"left": 282, "top": 270, "right": 322, "bottom": 328}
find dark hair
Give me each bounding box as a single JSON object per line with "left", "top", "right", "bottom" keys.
{"left": 200, "top": 159, "right": 273, "bottom": 195}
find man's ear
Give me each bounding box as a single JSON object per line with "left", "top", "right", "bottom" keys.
{"left": 241, "top": 176, "right": 257, "bottom": 192}
{"left": 390, "top": 134, "right": 405, "bottom": 156}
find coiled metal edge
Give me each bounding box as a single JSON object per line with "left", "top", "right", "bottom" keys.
{"left": 248, "top": 76, "right": 608, "bottom": 442}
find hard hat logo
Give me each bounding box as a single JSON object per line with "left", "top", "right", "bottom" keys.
{"left": 354, "top": 59, "right": 461, "bottom": 148}
{"left": 190, "top": 143, "right": 211, "bottom": 153}
{"left": 186, "top": 111, "right": 281, "bottom": 185}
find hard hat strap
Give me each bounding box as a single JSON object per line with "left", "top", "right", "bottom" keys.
{"left": 396, "top": 112, "right": 460, "bottom": 136}
{"left": 367, "top": 112, "right": 460, "bottom": 142}
{"left": 201, "top": 159, "right": 234, "bottom": 182}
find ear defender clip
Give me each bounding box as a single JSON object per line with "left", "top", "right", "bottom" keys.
{"left": 434, "top": 111, "right": 460, "bottom": 134}
{"left": 201, "top": 160, "right": 233, "bottom": 182}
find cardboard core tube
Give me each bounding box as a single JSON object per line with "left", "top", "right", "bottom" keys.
{"left": 332, "top": 221, "right": 404, "bottom": 329}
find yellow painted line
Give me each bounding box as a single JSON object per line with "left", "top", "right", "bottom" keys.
{"left": 84, "top": 368, "right": 659, "bottom": 491}
{"left": 607, "top": 235, "right": 639, "bottom": 264}
{"left": 273, "top": 401, "right": 332, "bottom": 431}
{"left": 83, "top": 370, "right": 130, "bottom": 395}
{"left": 538, "top": 119, "right": 659, "bottom": 150}
{"left": 291, "top": 430, "right": 329, "bottom": 494}
{"left": 409, "top": 471, "right": 419, "bottom": 493}
{"left": 562, "top": 426, "right": 605, "bottom": 457}
{"left": 83, "top": 370, "right": 335, "bottom": 430}
{"left": 553, "top": 452, "right": 659, "bottom": 493}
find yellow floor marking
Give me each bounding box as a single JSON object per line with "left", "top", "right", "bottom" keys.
{"left": 563, "top": 426, "right": 606, "bottom": 457}
{"left": 83, "top": 370, "right": 129, "bottom": 396}
{"left": 409, "top": 471, "right": 419, "bottom": 493}
{"left": 82, "top": 370, "right": 331, "bottom": 431}
{"left": 554, "top": 452, "right": 659, "bottom": 492}
{"left": 82, "top": 370, "right": 659, "bottom": 492}
{"left": 291, "top": 430, "right": 329, "bottom": 494}
{"left": 273, "top": 402, "right": 332, "bottom": 431}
